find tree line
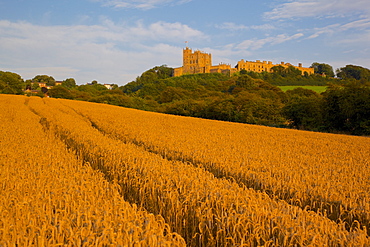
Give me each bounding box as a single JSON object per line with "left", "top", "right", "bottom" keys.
{"left": 1, "top": 63, "right": 369, "bottom": 135}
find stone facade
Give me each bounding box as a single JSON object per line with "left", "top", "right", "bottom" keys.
{"left": 236, "top": 60, "right": 314, "bottom": 75}
{"left": 173, "top": 47, "right": 236, "bottom": 76}
{"left": 173, "top": 47, "right": 314, "bottom": 76}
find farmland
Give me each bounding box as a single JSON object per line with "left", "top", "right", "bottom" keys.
{"left": 1, "top": 94, "right": 370, "bottom": 246}
{"left": 278, "top": 85, "right": 327, "bottom": 93}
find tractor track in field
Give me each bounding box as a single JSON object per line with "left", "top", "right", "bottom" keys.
{"left": 67, "top": 104, "right": 370, "bottom": 236}
{"left": 29, "top": 100, "right": 370, "bottom": 237}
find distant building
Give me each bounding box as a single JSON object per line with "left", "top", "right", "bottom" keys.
{"left": 173, "top": 47, "right": 314, "bottom": 76}
{"left": 173, "top": 47, "right": 237, "bottom": 77}
{"left": 37, "top": 82, "right": 47, "bottom": 88}
{"left": 104, "top": 84, "right": 114, "bottom": 90}
{"left": 236, "top": 60, "right": 314, "bottom": 75}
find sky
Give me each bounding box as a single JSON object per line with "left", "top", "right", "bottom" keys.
{"left": 1, "top": 0, "right": 369, "bottom": 85}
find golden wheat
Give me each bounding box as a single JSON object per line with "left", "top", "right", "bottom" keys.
{"left": 61, "top": 98, "right": 370, "bottom": 234}
{"left": 21, "top": 96, "right": 370, "bottom": 246}
{"left": 0, "top": 95, "right": 185, "bottom": 246}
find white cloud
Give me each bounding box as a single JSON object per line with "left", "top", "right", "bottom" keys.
{"left": 0, "top": 20, "right": 204, "bottom": 84}
{"left": 305, "top": 23, "right": 340, "bottom": 39}
{"left": 93, "top": 0, "right": 192, "bottom": 9}
{"left": 199, "top": 46, "right": 252, "bottom": 65}
{"left": 235, "top": 33, "right": 304, "bottom": 51}
{"left": 336, "top": 30, "right": 370, "bottom": 45}
{"left": 216, "top": 22, "right": 249, "bottom": 31}
{"left": 216, "top": 22, "right": 275, "bottom": 31}
{"left": 341, "top": 18, "right": 370, "bottom": 30}
{"left": 304, "top": 18, "right": 370, "bottom": 40}
{"left": 265, "top": 0, "right": 370, "bottom": 20}
{"left": 130, "top": 21, "right": 205, "bottom": 41}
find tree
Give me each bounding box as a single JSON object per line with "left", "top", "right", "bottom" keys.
{"left": 89, "top": 94, "right": 132, "bottom": 107}
{"left": 32, "top": 82, "right": 41, "bottom": 90}
{"left": 336, "top": 65, "right": 370, "bottom": 82}
{"left": 285, "top": 87, "right": 319, "bottom": 98}
{"left": 48, "top": 85, "right": 73, "bottom": 99}
{"left": 0, "top": 71, "right": 24, "bottom": 94}
{"left": 236, "top": 75, "right": 255, "bottom": 89}
{"left": 77, "top": 82, "right": 107, "bottom": 96}
{"left": 159, "top": 87, "right": 188, "bottom": 103}
{"left": 24, "top": 79, "right": 40, "bottom": 90}
{"left": 271, "top": 65, "right": 286, "bottom": 76}
{"left": 239, "top": 69, "right": 248, "bottom": 75}
{"left": 285, "top": 66, "right": 302, "bottom": 77}
{"left": 310, "top": 62, "right": 335, "bottom": 77}
{"left": 283, "top": 97, "right": 322, "bottom": 130}
{"left": 270, "top": 65, "right": 301, "bottom": 77}
{"left": 129, "top": 65, "right": 174, "bottom": 86}
{"left": 62, "top": 78, "right": 76, "bottom": 89}
{"left": 322, "top": 83, "right": 370, "bottom": 135}
{"left": 233, "top": 91, "right": 285, "bottom": 125}
{"left": 32, "top": 75, "right": 56, "bottom": 86}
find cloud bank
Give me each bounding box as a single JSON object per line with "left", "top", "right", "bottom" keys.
{"left": 265, "top": 0, "right": 370, "bottom": 20}
{"left": 93, "top": 0, "right": 192, "bottom": 9}
{"left": 0, "top": 19, "right": 204, "bottom": 84}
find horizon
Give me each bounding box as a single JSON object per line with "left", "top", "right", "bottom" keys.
{"left": 1, "top": 0, "right": 369, "bottom": 85}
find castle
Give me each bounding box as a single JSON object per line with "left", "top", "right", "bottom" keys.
{"left": 173, "top": 47, "right": 237, "bottom": 76}
{"left": 173, "top": 47, "right": 314, "bottom": 77}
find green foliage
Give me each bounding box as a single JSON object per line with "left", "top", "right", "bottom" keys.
{"left": 123, "top": 66, "right": 369, "bottom": 135}
{"left": 285, "top": 87, "right": 320, "bottom": 98}
{"left": 241, "top": 68, "right": 332, "bottom": 86}
{"left": 271, "top": 65, "right": 301, "bottom": 77}
{"left": 283, "top": 88, "right": 323, "bottom": 130}
{"left": 278, "top": 86, "right": 327, "bottom": 94}
{"left": 77, "top": 83, "right": 107, "bottom": 96}
{"left": 233, "top": 91, "right": 285, "bottom": 125}
{"left": 336, "top": 65, "right": 370, "bottom": 83}
{"left": 153, "top": 74, "right": 287, "bottom": 126}
{"left": 4, "top": 63, "right": 368, "bottom": 135}
{"left": 322, "top": 83, "right": 370, "bottom": 135}
{"left": 123, "top": 65, "right": 174, "bottom": 94}
{"left": 310, "top": 62, "right": 335, "bottom": 77}
{"left": 32, "top": 75, "right": 56, "bottom": 86}
{"left": 48, "top": 85, "right": 73, "bottom": 99}
{"left": 32, "top": 82, "right": 41, "bottom": 90}
{"left": 159, "top": 87, "right": 189, "bottom": 103}
{"left": 236, "top": 75, "right": 256, "bottom": 89}
{"left": 70, "top": 89, "right": 92, "bottom": 101}
{"left": 0, "top": 71, "right": 25, "bottom": 94}
{"left": 62, "top": 78, "right": 77, "bottom": 89}
{"left": 89, "top": 93, "right": 132, "bottom": 107}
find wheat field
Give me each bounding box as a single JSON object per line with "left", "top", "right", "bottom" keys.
{"left": 1, "top": 94, "right": 369, "bottom": 246}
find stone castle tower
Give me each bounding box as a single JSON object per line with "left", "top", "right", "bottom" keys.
{"left": 173, "top": 47, "right": 236, "bottom": 76}
{"left": 182, "top": 47, "right": 212, "bottom": 74}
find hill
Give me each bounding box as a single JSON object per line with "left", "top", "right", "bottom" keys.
{"left": 118, "top": 66, "right": 370, "bottom": 135}
{"left": 1, "top": 64, "right": 370, "bottom": 135}
{"left": 1, "top": 94, "right": 370, "bottom": 245}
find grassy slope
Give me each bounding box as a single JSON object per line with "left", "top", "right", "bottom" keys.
{"left": 278, "top": 85, "right": 327, "bottom": 93}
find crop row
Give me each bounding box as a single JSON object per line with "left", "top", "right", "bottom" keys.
{"left": 0, "top": 95, "right": 185, "bottom": 246}
{"left": 25, "top": 96, "right": 369, "bottom": 246}
{"left": 61, "top": 99, "right": 370, "bottom": 233}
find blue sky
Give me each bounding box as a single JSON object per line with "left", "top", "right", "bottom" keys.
{"left": 1, "top": 0, "right": 369, "bottom": 85}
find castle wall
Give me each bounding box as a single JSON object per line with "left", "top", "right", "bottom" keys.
{"left": 237, "top": 59, "right": 314, "bottom": 75}
{"left": 173, "top": 47, "right": 314, "bottom": 77}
